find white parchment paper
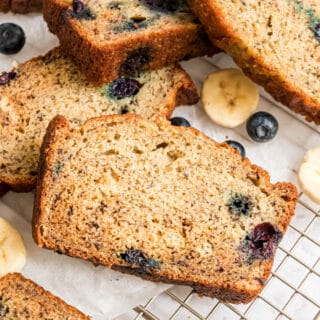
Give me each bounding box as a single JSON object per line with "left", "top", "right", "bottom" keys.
{"left": 0, "top": 13, "right": 170, "bottom": 319}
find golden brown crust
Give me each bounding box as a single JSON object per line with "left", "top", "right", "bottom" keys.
{"left": 0, "top": 0, "right": 10, "bottom": 12}
{"left": 0, "top": 0, "right": 42, "bottom": 12}
{"left": 33, "top": 114, "right": 298, "bottom": 304}
{"left": 0, "top": 273, "right": 90, "bottom": 319}
{"left": 33, "top": 115, "right": 70, "bottom": 245}
{"left": 43, "top": 0, "right": 218, "bottom": 85}
{"left": 111, "top": 264, "right": 259, "bottom": 303}
{"left": 188, "top": 0, "right": 320, "bottom": 124}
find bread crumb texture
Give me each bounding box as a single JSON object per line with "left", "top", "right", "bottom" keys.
{"left": 0, "top": 273, "right": 90, "bottom": 319}
{"left": 33, "top": 115, "right": 298, "bottom": 303}
{"left": 0, "top": 48, "right": 197, "bottom": 191}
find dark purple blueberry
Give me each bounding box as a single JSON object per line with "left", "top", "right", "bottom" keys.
{"left": 120, "top": 47, "right": 151, "bottom": 75}
{"left": 314, "top": 23, "right": 320, "bottom": 42}
{"left": 0, "top": 23, "right": 25, "bottom": 55}
{"left": 170, "top": 117, "right": 191, "bottom": 127}
{"left": 241, "top": 222, "right": 282, "bottom": 261}
{"left": 225, "top": 140, "right": 246, "bottom": 159}
{"left": 0, "top": 71, "right": 16, "bottom": 85}
{"left": 227, "top": 193, "right": 251, "bottom": 216}
{"left": 72, "top": 0, "right": 84, "bottom": 13}
{"left": 120, "top": 248, "right": 160, "bottom": 270}
{"left": 70, "top": 0, "right": 96, "bottom": 20}
{"left": 140, "top": 0, "right": 180, "bottom": 12}
{"left": 108, "top": 78, "right": 141, "bottom": 100}
{"left": 246, "top": 111, "right": 279, "bottom": 142}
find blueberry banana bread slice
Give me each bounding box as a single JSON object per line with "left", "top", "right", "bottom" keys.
{"left": 33, "top": 114, "right": 298, "bottom": 303}
{"left": 0, "top": 0, "right": 42, "bottom": 13}
{"left": 189, "top": 0, "right": 320, "bottom": 123}
{"left": 0, "top": 273, "right": 90, "bottom": 319}
{"left": 42, "top": 0, "right": 218, "bottom": 84}
{"left": 0, "top": 47, "right": 198, "bottom": 192}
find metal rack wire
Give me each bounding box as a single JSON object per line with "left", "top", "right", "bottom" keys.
{"left": 116, "top": 55, "right": 320, "bottom": 320}
{"left": 119, "top": 192, "right": 319, "bottom": 320}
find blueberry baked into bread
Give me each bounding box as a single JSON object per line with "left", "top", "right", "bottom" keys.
{"left": 42, "top": 0, "right": 217, "bottom": 84}
{"left": 0, "top": 47, "right": 198, "bottom": 192}
{"left": 189, "top": 0, "right": 320, "bottom": 123}
{"left": 0, "top": 273, "right": 90, "bottom": 319}
{"left": 33, "top": 114, "right": 298, "bottom": 303}
{"left": 0, "top": 0, "right": 42, "bottom": 13}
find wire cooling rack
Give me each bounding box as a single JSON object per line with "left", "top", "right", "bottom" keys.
{"left": 116, "top": 54, "right": 320, "bottom": 320}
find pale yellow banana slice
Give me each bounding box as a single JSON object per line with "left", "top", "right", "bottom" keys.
{"left": 201, "top": 69, "right": 259, "bottom": 128}
{"left": 298, "top": 147, "right": 320, "bottom": 205}
{"left": 0, "top": 217, "right": 26, "bottom": 277}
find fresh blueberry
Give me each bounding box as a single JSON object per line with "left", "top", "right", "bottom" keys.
{"left": 225, "top": 140, "right": 246, "bottom": 159}
{"left": 108, "top": 78, "right": 141, "bottom": 100}
{"left": 170, "top": 117, "right": 191, "bottom": 127}
{"left": 0, "top": 71, "right": 16, "bottom": 85}
{"left": 246, "top": 111, "right": 279, "bottom": 142}
{"left": 241, "top": 222, "right": 282, "bottom": 261}
{"left": 227, "top": 193, "right": 251, "bottom": 216}
{"left": 0, "top": 23, "right": 25, "bottom": 55}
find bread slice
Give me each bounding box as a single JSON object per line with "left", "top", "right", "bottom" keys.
{"left": 0, "top": 47, "right": 197, "bottom": 192}
{"left": 33, "top": 114, "right": 297, "bottom": 303}
{"left": 42, "top": 0, "right": 217, "bottom": 84}
{"left": 0, "top": 273, "right": 89, "bottom": 319}
{"left": 189, "top": 0, "right": 320, "bottom": 123}
{"left": 0, "top": 0, "right": 42, "bottom": 13}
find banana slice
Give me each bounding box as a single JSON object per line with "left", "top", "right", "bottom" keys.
{"left": 201, "top": 69, "right": 259, "bottom": 128}
{"left": 298, "top": 147, "right": 320, "bottom": 205}
{"left": 0, "top": 217, "right": 26, "bottom": 277}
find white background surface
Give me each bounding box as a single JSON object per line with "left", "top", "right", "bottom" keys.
{"left": 0, "top": 12, "right": 319, "bottom": 320}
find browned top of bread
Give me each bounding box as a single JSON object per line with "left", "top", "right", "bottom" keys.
{"left": 0, "top": 0, "right": 42, "bottom": 13}
{"left": 43, "top": 0, "right": 217, "bottom": 84}
{"left": 0, "top": 47, "right": 197, "bottom": 192}
{"left": 0, "top": 273, "right": 89, "bottom": 319}
{"left": 189, "top": 0, "right": 320, "bottom": 123}
{"left": 33, "top": 114, "right": 297, "bottom": 304}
